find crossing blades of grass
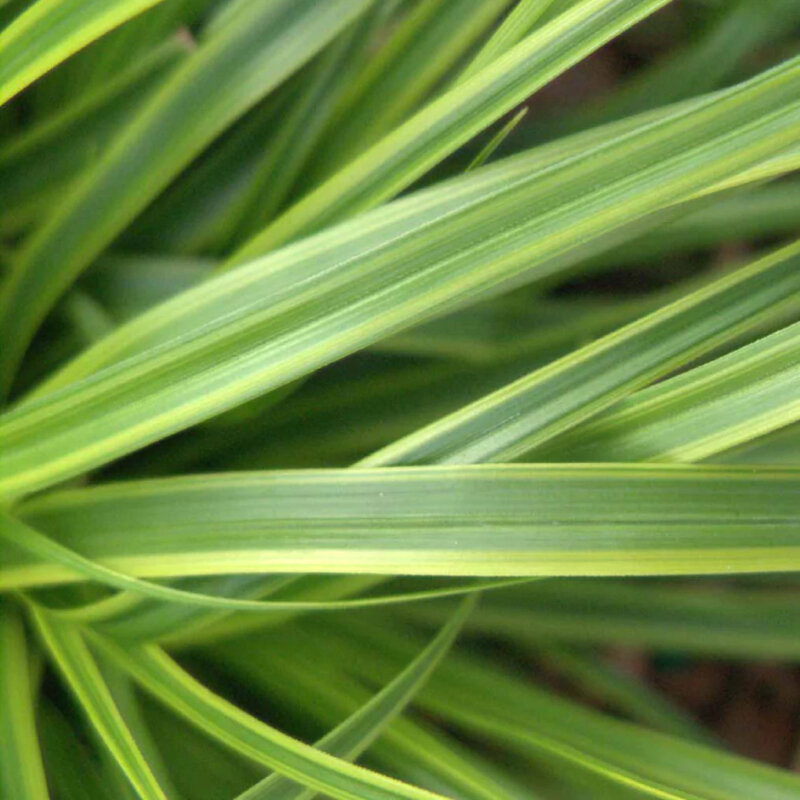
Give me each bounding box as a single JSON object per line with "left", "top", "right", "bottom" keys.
{"left": 0, "top": 0, "right": 372, "bottom": 394}
{"left": 4, "top": 53, "right": 800, "bottom": 499}
{"left": 359, "top": 238, "right": 800, "bottom": 466}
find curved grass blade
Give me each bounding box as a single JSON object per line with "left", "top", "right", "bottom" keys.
{"left": 220, "top": 640, "right": 532, "bottom": 800}
{"left": 234, "top": 595, "right": 474, "bottom": 800}
{"left": 66, "top": 578, "right": 524, "bottom": 633}
{"left": 5, "top": 464, "right": 800, "bottom": 589}
{"left": 0, "top": 0, "right": 372, "bottom": 394}
{"left": 90, "top": 636, "right": 456, "bottom": 800}
{"left": 0, "top": 0, "right": 166, "bottom": 108}
{"left": 0, "top": 601, "right": 49, "bottom": 800}
{"left": 302, "top": 618, "right": 800, "bottom": 800}
{"left": 0, "top": 508, "right": 521, "bottom": 613}
{"left": 28, "top": 606, "right": 171, "bottom": 800}
{"left": 5, "top": 54, "right": 800, "bottom": 500}
{"left": 359, "top": 238, "right": 800, "bottom": 466}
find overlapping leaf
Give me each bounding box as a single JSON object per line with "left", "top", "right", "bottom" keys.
{"left": 0, "top": 0, "right": 373, "bottom": 391}
{"left": 5, "top": 53, "right": 800, "bottom": 499}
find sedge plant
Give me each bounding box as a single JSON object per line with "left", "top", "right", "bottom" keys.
{"left": 1, "top": 0, "right": 800, "bottom": 798}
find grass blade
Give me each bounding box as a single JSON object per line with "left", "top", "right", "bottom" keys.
{"left": 0, "top": 0, "right": 166, "bottom": 108}
{"left": 231, "top": 0, "right": 675, "bottom": 259}
{"left": 234, "top": 595, "right": 474, "bottom": 800}
{"left": 28, "top": 605, "right": 171, "bottom": 800}
{"left": 5, "top": 53, "right": 800, "bottom": 498}
{"left": 359, "top": 238, "right": 800, "bottom": 466}
{"left": 5, "top": 464, "right": 800, "bottom": 588}
{"left": 0, "top": 601, "right": 49, "bottom": 800}
{"left": 91, "top": 636, "right": 456, "bottom": 800}
{"left": 0, "top": 0, "right": 372, "bottom": 393}
{"left": 0, "top": 508, "right": 515, "bottom": 614}
{"left": 535, "top": 319, "right": 800, "bottom": 463}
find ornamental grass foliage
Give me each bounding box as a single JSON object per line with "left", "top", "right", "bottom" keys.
{"left": 1, "top": 1, "right": 800, "bottom": 798}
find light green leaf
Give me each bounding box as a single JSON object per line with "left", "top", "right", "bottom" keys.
{"left": 0, "top": 507, "right": 519, "bottom": 614}
{"left": 0, "top": 601, "right": 49, "bottom": 800}
{"left": 711, "top": 421, "right": 800, "bottom": 466}
{"left": 5, "top": 52, "right": 800, "bottom": 500}
{"left": 0, "top": 0, "right": 166, "bottom": 108}
{"left": 4, "top": 464, "right": 800, "bottom": 589}
{"left": 28, "top": 605, "right": 171, "bottom": 800}
{"left": 534, "top": 319, "right": 800, "bottom": 463}
{"left": 91, "top": 636, "right": 454, "bottom": 800}
{"left": 359, "top": 238, "right": 800, "bottom": 466}
{"left": 460, "top": 0, "right": 557, "bottom": 81}
{"left": 0, "top": 0, "right": 373, "bottom": 393}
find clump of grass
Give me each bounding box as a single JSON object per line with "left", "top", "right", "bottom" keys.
{"left": 1, "top": 1, "right": 800, "bottom": 798}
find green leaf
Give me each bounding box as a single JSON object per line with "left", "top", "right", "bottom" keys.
{"left": 530, "top": 644, "right": 711, "bottom": 742}
{"left": 534, "top": 318, "right": 800, "bottom": 463}
{"left": 0, "top": 507, "right": 519, "bottom": 615}
{"left": 358, "top": 238, "right": 800, "bottom": 466}
{"left": 234, "top": 595, "right": 474, "bottom": 800}
{"left": 304, "top": 0, "right": 511, "bottom": 179}
{"left": 217, "top": 639, "right": 529, "bottom": 800}
{"left": 231, "top": 0, "right": 675, "bottom": 260}
{"left": 4, "top": 464, "right": 800, "bottom": 589}
{"left": 585, "top": 180, "right": 800, "bottom": 271}
{"left": 28, "top": 605, "right": 171, "bottom": 800}
{"left": 0, "top": 601, "right": 49, "bottom": 800}
{"left": 0, "top": 40, "right": 184, "bottom": 237}
{"left": 0, "top": 0, "right": 373, "bottom": 393}
{"left": 460, "top": 0, "right": 557, "bottom": 81}
{"left": 546, "top": 0, "right": 800, "bottom": 132}
{"left": 310, "top": 617, "right": 800, "bottom": 800}
{"left": 5, "top": 53, "right": 800, "bottom": 499}
{"left": 402, "top": 578, "right": 800, "bottom": 661}
{"left": 711, "top": 421, "right": 800, "bottom": 466}
{"left": 37, "top": 700, "right": 120, "bottom": 800}
{"left": 0, "top": 0, "right": 167, "bottom": 108}
{"left": 91, "top": 635, "right": 455, "bottom": 800}
{"left": 99, "top": 665, "right": 180, "bottom": 798}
